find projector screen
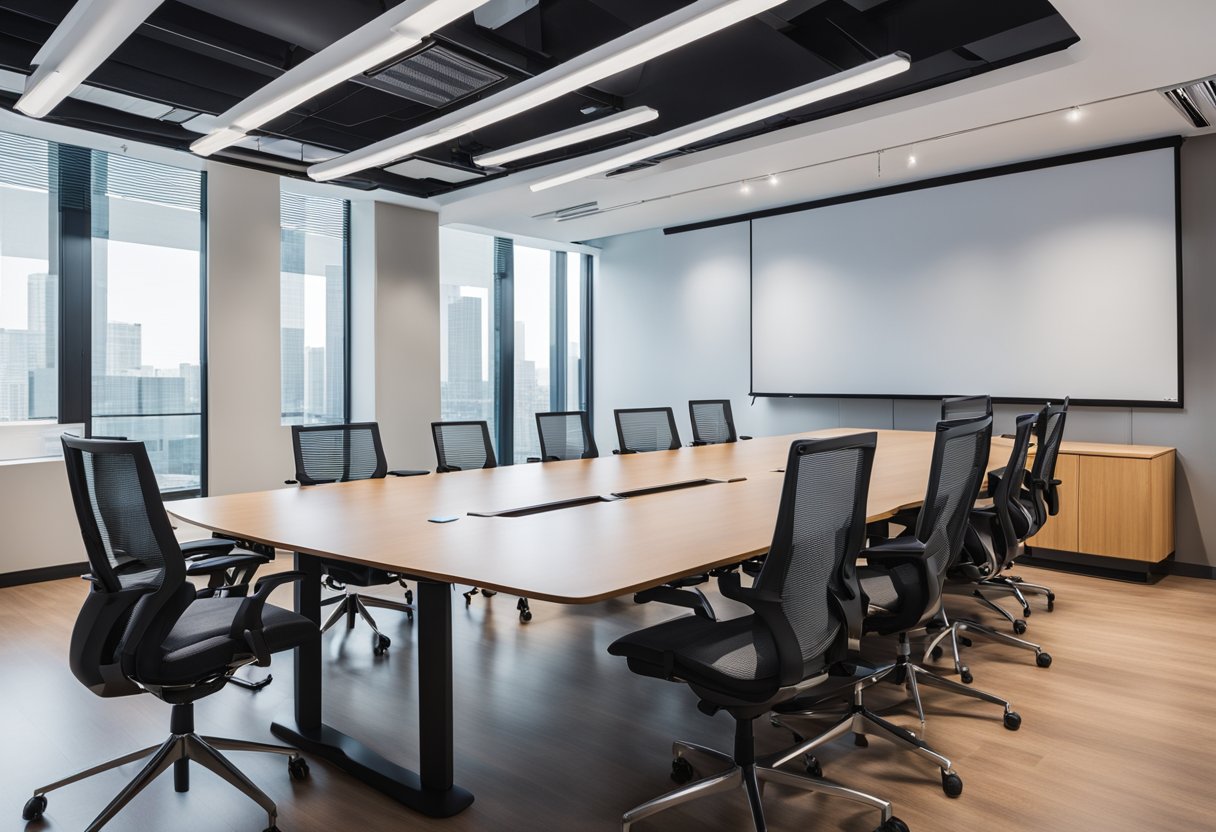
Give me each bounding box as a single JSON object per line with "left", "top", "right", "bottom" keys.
{"left": 750, "top": 146, "right": 1181, "bottom": 406}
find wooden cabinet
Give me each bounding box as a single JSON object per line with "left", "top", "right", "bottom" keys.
{"left": 1027, "top": 442, "right": 1175, "bottom": 564}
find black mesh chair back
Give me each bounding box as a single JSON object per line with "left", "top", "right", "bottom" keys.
{"left": 1027, "top": 398, "right": 1069, "bottom": 526}
{"left": 990, "top": 413, "right": 1037, "bottom": 568}
{"left": 754, "top": 433, "right": 876, "bottom": 683}
{"left": 432, "top": 420, "right": 497, "bottom": 472}
{"left": 614, "top": 407, "right": 681, "bottom": 453}
{"left": 941, "top": 395, "right": 992, "bottom": 421}
{"left": 912, "top": 416, "right": 993, "bottom": 617}
{"left": 689, "top": 399, "right": 738, "bottom": 445}
{"left": 61, "top": 435, "right": 189, "bottom": 697}
{"left": 292, "top": 422, "right": 387, "bottom": 485}
{"left": 536, "top": 411, "right": 598, "bottom": 461}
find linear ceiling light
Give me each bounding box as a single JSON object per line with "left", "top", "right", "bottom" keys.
{"left": 190, "top": 0, "right": 489, "bottom": 157}
{"left": 16, "top": 0, "right": 166, "bottom": 119}
{"left": 473, "top": 106, "right": 659, "bottom": 167}
{"left": 528, "top": 52, "right": 911, "bottom": 192}
{"left": 307, "top": 0, "right": 787, "bottom": 182}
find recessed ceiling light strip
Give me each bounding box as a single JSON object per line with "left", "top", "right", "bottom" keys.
{"left": 16, "top": 0, "right": 166, "bottom": 119}
{"left": 473, "top": 106, "right": 659, "bottom": 167}
{"left": 307, "top": 0, "right": 787, "bottom": 181}
{"left": 191, "top": 0, "right": 490, "bottom": 157}
{"left": 529, "top": 52, "right": 911, "bottom": 192}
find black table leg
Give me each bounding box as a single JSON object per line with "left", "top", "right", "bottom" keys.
{"left": 271, "top": 557, "right": 473, "bottom": 817}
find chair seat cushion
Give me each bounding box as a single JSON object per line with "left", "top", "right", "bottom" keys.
{"left": 323, "top": 560, "right": 399, "bottom": 588}
{"left": 608, "top": 614, "right": 780, "bottom": 698}
{"left": 153, "top": 598, "right": 315, "bottom": 685}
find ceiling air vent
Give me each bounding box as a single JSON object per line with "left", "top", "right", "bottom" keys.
{"left": 1161, "top": 79, "right": 1216, "bottom": 128}
{"left": 364, "top": 43, "right": 506, "bottom": 109}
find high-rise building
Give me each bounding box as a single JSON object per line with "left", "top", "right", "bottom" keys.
{"left": 448, "top": 294, "right": 483, "bottom": 397}
{"left": 0, "top": 330, "right": 30, "bottom": 421}
{"left": 106, "top": 322, "right": 142, "bottom": 375}
{"left": 305, "top": 346, "right": 325, "bottom": 421}
{"left": 26, "top": 273, "right": 57, "bottom": 371}
{"left": 281, "top": 271, "right": 305, "bottom": 421}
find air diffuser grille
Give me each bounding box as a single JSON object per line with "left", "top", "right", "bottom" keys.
{"left": 367, "top": 43, "right": 505, "bottom": 108}
{"left": 1161, "top": 79, "right": 1216, "bottom": 128}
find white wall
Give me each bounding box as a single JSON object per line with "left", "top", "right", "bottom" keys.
{"left": 594, "top": 136, "right": 1216, "bottom": 571}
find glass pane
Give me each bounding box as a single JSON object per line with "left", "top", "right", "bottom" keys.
{"left": 90, "top": 152, "right": 202, "bottom": 493}
{"left": 439, "top": 228, "right": 496, "bottom": 439}
{"left": 566, "top": 253, "right": 583, "bottom": 411}
{"left": 513, "top": 244, "right": 550, "bottom": 464}
{"left": 281, "top": 188, "right": 347, "bottom": 425}
{"left": 0, "top": 132, "right": 57, "bottom": 426}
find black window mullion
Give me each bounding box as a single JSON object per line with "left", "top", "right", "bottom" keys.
{"left": 493, "top": 237, "right": 514, "bottom": 463}
{"left": 55, "top": 144, "right": 92, "bottom": 428}
{"left": 550, "top": 251, "right": 568, "bottom": 411}
{"left": 342, "top": 200, "right": 352, "bottom": 424}
{"left": 581, "top": 253, "right": 594, "bottom": 421}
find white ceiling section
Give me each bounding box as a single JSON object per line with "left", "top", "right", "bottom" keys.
{"left": 434, "top": 0, "right": 1216, "bottom": 243}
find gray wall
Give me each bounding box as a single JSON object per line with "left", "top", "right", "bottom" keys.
{"left": 594, "top": 134, "right": 1216, "bottom": 570}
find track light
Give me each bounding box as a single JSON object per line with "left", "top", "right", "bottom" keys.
{"left": 768, "top": 173, "right": 779, "bottom": 185}
{"left": 473, "top": 107, "right": 659, "bottom": 168}
{"left": 308, "top": 0, "right": 787, "bottom": 181}
{"left": 16, "top": 0, "right": 166, "bottom": 119}
{"left": 1066, "top": 106, "right": 1083, "bottom": 123}
{"left": 906, "top": 153, "right": 917, "bottom": 168}
{"left": 740, "top": 181, "right": 752, "bottom": 194}
{"left": 191, "top": 0, "right": 489, "bottom": 157}
{"left": 529, "top": 52, "right": 911, "bottom": 192}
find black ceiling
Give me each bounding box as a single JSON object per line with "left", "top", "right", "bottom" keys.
{"left": 0, "top": 0, "right": 1079, "bottom": 198}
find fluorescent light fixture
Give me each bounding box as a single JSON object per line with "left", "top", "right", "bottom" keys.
{"left": 16, "top": 0, "right": 166, "bottom": 119}
{"left": 529, "top": 52, "right": 911, "bottom": 192}
{"left": 190, "top": 0, "right": 489, "bottom": 157}
{"left": 473, "top": 106, "right": 659, "bottom": 167}
{"left": 308, "top": 0, "right": 787, "bottom": 181}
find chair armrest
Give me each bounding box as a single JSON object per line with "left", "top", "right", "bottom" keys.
{"left": 717, "top": 570, "right": 782, "bottom": 607}
{"left": 180, "top": 537, "right": 236, "bottom": 558}
{"left": 690, "top": 440, "right": 709, "bottom": 447}
{"left": 740, "top": 435, "right": 753, "bottom": 441}
{"left": 717, "top": 571, "right": 808, "bottom": 686}
{"left": 436, "top": 465, "right": 460, "bottom": 473}
{"left": 863, "top": 537, "right": 927, "bottom": 568}
{"left": 613, "top": 449, "right": 636, "bottom": 455}
{"left": 388, "top": 469, "right": 430, "bottom": 477}
{"left": 229, "top": 571, "right": 310, "bottom": 665}
{"left": 526, "top": 457, "right": 541, "bottom": 463}
{"left": 284, "top": 479, "right": 298, "bottom": 486}
{"left": 185, "top": 553, "right": 269, "bottom": 577}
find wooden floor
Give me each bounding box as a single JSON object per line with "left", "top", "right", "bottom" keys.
{"left": 3, "top": 564, "right": 1215, "bottom": 832}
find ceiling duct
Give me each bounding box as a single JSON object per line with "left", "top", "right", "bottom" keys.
{"left": 473, "top": 0, "right": 539, "bottom": 29}
{"left": 1161, "top": 78, "right": 1216, "bottom": 128}
{"left": 363, "top": 42, "right": 506, "bottom": 108}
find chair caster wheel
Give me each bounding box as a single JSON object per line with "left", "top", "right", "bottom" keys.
{"left": 1022, "top": 606, "right": 1032, "bottom": 618}
{"left": 960, "top": 669, "right": 973, "bottom": 685}
{"left": 404, "top": 589, "right": 414, "bottom": 605}
{"left": 875, "top": 818, "right": 910, "bottom": 832}
{"left": 941, "top": 771, "right": 963, "bottom": 798}
{"left": 482, "top": 589, "right": 497, "bottom": 597}
{"left": 930, "top": 645, "right": 943, "bottom": 660}
{"left": 958, "top": 636, "right": 972, "bottom": 648}
{"left": 519, "top": 610, "right": 533, "bottom": 623}
{"left": 1046, "top": 593, "right": 1056, "bottom": 611}
{"left": 805, "top": 756, "right": 822, "bottom": 778}
{"left": 23, "top": 795, "right": 47, "bottom": 821}
{"left": 373, "top": 634, "right": 391, "bottom": 655}
{"left": 1004, "top": 711, "right": 1022, "bottom": 731}
{"left": 671, "top": 757, "right": 695, "bottom": 784}
{"left": 1036, "top": 652, "right": 1053, "bottom": 668}
{"left": 853, "top": 733, "right": 869, "bottom": 748}
{"left": 406, "top": 611, "right": 414, "bottom": 623}
{"left": 288, "top": 756, "right": 310, "bottom": 781}
{"left": 1013, "top": 619, "right": 1027, "bottom": 635}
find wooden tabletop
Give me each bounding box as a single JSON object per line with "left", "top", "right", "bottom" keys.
{"left": 169, "top": 429, "right": 984, "bottom": 605}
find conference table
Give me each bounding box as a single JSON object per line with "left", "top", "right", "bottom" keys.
{"left": 169, "top": 427, "right": 1010, "bottom": 819}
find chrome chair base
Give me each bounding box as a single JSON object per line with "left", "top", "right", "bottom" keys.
{"left": 320, "top": 587, "right": 414, "bottom": 652}
{"left": 622, "top": 739, "right": 900, "bottom": 832}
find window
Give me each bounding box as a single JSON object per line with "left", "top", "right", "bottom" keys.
{"left": 0, "top": 133, "right": 57, "bottom": 427}
{"left": 90, "top": 152, "right": 204, "bottom": 493}
{"left": 439, "top": 227, "right": 496, "bottom": 436}
{"left": 280, "top": 188, "right": 348, "bottom": 425}
{"left": 439, "top": 229, "right": 592, "bottom": 464}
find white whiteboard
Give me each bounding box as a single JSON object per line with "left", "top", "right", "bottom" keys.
{"left": 750, "top": 147, "right": 1180, "bottom": 405}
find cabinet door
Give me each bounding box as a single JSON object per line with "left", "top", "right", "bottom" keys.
{"left": 1078, "top": 456, "right": 1154, "bottom": 560}
{"left": 1028, "top": 453, "right": 1079, "bottom": 552}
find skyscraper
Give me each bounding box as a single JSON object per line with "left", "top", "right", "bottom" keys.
{"left": 305, "top": 346, "right": 325, "bottom": 422}
{"left": 0, "top": 330, "right": 29, "bottom": 421}
{"left": 447, "top": 294, "right": 483, "bottom": 398}
{"left": 106, "top": 322, "right": 142, "bottom": 374}
{"left": 281, "top": 272, "right": 305, "bottom": 421}
{"left": 26, "top": 273, "right": 57, "bottom": 371}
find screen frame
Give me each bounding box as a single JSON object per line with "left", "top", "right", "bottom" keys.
{"left": 677, "top": 137, "right": 1186, "bottom": 409}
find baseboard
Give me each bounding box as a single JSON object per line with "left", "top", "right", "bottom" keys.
{"left": 0, "top": 562, "right": 88, "bottom": 588}
{"left": 1163, "top": 560, "right": 1216, "bottom": 580}
{"left": 1019, "top": 549, "right": 1215, "bottom": 582}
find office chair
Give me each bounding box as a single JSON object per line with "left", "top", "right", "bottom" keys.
{"left": 292, "top": 423, "right": 427, "bottom": 655}
{"left": 772, "top": 417, "right": 1020, "bottom": 798}
{"left": 981, "top": 399, "right": 1069, "bottom": 617}
{"left": 535, "top": 410, "right": 599, "bottom": 461}
{"left": 611, "top": 407, "right": 715, "bottom": 618}
{"left": 431, "top": 421, "right": 532, "bottom": 623}
{"left": 614, "top": 407, "right": 681, "bottom": 453}
{"left": 608, "top": 433, "right": 909, "bottom": 832}
{"left": 929, "top": 413, "right": 1052, "bottom": 680}
{"left": 24, "top": 436, "right": 316, "bottom": 831}
{"left": 941, "top": 394, "right": 992, "bottom": 421}
{"left": 688, "top": 399, "right": 752, "bottom": 445}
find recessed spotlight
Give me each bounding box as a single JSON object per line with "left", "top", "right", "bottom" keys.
{"left": 1066, "top": 106, "right": 1083, "bottom": 123}
{"left": 740, "top": 181, "right": 752, "bottom": 195}
{"left": 906, "top": 153, "right": 917, "bottom": 168}
{"left": 768, "top": 173, "right": 779, "bottom": 186}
